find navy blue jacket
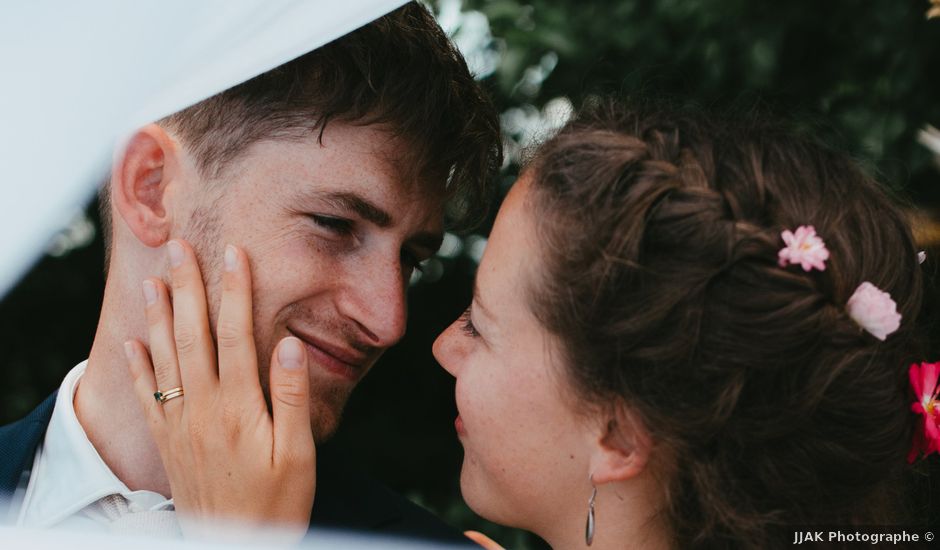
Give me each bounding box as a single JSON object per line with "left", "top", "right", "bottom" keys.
{"left": 0, "top": 394, "right": 470, "bottom": 546}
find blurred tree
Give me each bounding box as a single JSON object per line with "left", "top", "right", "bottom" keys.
{"left": 452, "top": 0, "right": 940, "bottom": 200}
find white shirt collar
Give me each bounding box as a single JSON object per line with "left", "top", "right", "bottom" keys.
{"left": 18, "top": 361, "right": 173, "bottom": 529}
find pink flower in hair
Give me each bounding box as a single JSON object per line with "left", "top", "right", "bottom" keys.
{"left": 777, "top": 225, "right": 829, "bottom": 272}
{"left": 846, "top": 282, "right": 901, "bottom": 341}
{"left": 908, "top": 362, "right": 940, "bottom": 463}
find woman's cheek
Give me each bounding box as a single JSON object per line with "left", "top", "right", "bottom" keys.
{"left": 453, "top": 375, "right": 474, "bottom": 426}
{"left": 454, "top": 365, "right": 495, "bottom": 435}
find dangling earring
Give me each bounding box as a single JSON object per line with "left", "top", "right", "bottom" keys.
{"left": 585, "top": 475, "right": 597, "bottom": 546}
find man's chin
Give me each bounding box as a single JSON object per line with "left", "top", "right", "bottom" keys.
{"left": 259, "top": 382, "right": 350, "bottom": 443}
{"left": 308, "top": 387, "right": 352, "bottom": 443}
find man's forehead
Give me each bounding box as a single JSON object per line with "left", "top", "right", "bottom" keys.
{"left": 247, "top": 122, "right": 441, "bottom": 189}
{"left": 206, "top": 123, "right": 446, "bottom": 232}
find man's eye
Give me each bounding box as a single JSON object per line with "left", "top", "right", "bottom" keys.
{"left": 310, "top": 215, "right": 353, "bottom": 235}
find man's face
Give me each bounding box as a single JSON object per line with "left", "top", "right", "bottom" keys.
{"left": 174, "top": 123, "right": 444, "bottom": 441}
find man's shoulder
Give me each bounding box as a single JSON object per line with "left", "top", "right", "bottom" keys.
{"left": 313, "top": 447, "right": 473, "bottom": 546}
{"left": 0, "top": 393, "right": 57, "bottom": 494}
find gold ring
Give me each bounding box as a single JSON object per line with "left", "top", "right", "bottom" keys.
{"left": 154, "top": 387, "right": 184, "bottom": 404}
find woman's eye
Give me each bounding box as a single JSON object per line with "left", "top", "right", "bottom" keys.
{"left": 459, "top": 306, "right": 479, "bottom": 338}
{"left": 310, "top": 215, "right": 353, "bottom": 235}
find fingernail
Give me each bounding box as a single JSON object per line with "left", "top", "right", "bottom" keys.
{"left": 167, "top": 240, "right": 184, "bottom": 268}
{"left": 224, "top": 245, "right": 237, "bottom": 272}
{"left": 278, "top": 337, "right": 304, "bottom": 370}
{"left": 123, "top": 341, "right": 136, "bottom": 361}
{"left": 142, "top": 280, "right": 157, "bottom": 305}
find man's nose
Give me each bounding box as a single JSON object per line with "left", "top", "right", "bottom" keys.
{"left": 337, "top": 261, "right": 407, "bottom": 347}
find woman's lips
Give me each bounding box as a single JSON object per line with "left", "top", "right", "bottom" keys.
{"left": 455, "top": 415, "right": 466, "bottom": 436}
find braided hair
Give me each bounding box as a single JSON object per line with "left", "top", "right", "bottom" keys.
{"left": 525, "top": 99, "right": 926, "bottom": 549}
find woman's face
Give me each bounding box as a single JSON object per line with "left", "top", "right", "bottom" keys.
{"left": 432, "top": 174, "right": 595, "bottom": 532}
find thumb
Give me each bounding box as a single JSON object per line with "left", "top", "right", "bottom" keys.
{"left": 270, "top": 337, "right": 314, "bottom": 463}
{"left": 464, "top": 531, "right": 505, "bottom": 550}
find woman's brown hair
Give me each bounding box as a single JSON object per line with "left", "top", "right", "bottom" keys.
{"left": 526, "top": 99, "right": 926, "bottom": 548}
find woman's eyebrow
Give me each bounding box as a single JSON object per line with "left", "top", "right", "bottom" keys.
{"left": 472, "top": 277, "right": 493, "bottom": 320}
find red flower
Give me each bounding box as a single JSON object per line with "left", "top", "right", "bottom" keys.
{"left": 908, "top": 362, "right": 940, "bottom": 463}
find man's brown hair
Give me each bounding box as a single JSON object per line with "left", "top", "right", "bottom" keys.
{"left": 102, "top": 2, "right": 501, "bottom": 257}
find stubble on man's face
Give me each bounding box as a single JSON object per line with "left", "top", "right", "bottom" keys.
{"left": 180, "top": 193, "right": 225, "bottom": 337}
{"left": 178, "top": 193, "right": 355, "bottom": 443}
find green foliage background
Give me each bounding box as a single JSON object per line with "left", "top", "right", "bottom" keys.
{"left": 2, "top": 2, "right": 939, "bottom": 548}
{"left": 467, "top": 0, "right": 940, "bottom": 202}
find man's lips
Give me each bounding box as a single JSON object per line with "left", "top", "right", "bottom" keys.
{"left": 286, "top": 327, "right": 370, "bottom": 382}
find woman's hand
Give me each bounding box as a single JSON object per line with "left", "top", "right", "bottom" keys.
{"left": 123, "top": 240, "right": 316, "bottom": 540}
{"left": 465, "top": 531, "right": 506, "bottom": 549}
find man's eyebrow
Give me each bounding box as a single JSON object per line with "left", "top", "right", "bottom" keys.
{"left": 317, "top": 191, "right": 392, "bottom": 228}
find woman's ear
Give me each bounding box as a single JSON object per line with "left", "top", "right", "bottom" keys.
{"left": 589, "top": 408, "right": 654, "bottom": 484}
{"left": 110, "top": 124, "right": 180, "bottom": 247}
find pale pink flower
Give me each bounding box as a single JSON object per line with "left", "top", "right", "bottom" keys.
{"left": 846, "top": 282, "right": 901, "bottom": 341}
{"left": 777, "top": 225, "right": 829, "bottom": 272}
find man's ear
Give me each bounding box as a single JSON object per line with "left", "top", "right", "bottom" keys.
{"left": 589, "top": 408, "right": 654, "bottom": 485}
{"left": 111, "top": 124, "right": 180, "bottom": 247}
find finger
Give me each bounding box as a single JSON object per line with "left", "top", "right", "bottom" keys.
{"left": 464, "top": 531, "right": 506, "bottom": 550}
{"left": 217, "top": 244, "right": 264, "bottom": 405}
{"left": 123, "top": 339, "right": 168, "bottom": 446}
{"left": 166, "top": 239, "right": 218, "bottom": 398}
{"left": 143, "top": 277, "right": 185, "bottom": 421}
{"left": 270, "top": 337, "right": 314, "bottom": 467}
